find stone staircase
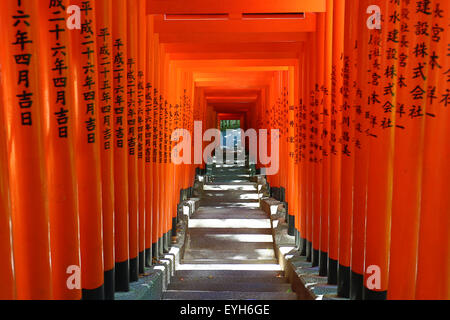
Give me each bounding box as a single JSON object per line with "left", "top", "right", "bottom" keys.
{"left": 163, "top": 148, "right": 297, "bottom": 300}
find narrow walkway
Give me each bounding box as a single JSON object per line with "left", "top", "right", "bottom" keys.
{"left": 163, "top": 150, "right": 297, "bottom": 300}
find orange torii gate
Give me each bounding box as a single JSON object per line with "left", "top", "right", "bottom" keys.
{"left": 0, "top": 0, "right": 448, "bottom": 301}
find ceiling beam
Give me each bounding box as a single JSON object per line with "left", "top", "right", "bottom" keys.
{"left": 158, "top": 31, "right": 310, "bottom": 43}
{"left": 153, "top": 13, "right": 316, "bottom": 34}
{"left": 147, "top": 0, "right": 326, "bottom": 14}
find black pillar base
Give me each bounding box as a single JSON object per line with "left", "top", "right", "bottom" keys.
{"left": 82, "top": 284, "right": 105, "bottom": 300}
{"left": 299, "top": 237, "right": 307, "bottom": 256}
{"left": 328, "top": 257, "right": 338, "bottom": 285}
{"left": 306, "top": 240, "right": 312, "bottom": 262}
{"left": 139, "top": 251, "right": 145, "bottom": 274}
{"left": 363, "top": 287, "right": 387, "bottom": 300}
{"left": 295, "top": 229, "right": 299, "bottom": 249}
{"left": 350, "top": 270, "right": 364, "bottom": 300}
{"left": 287, "top": 214, "right": 295, "bottom": 236}
{"left": 319, "top": 251, "right": 328, "bottom": 276}
{"left": 129, "top": 257, "right": 139, "bottom": 282}
{"left": 171, "top": 217, "right": 177, "bottom": 238}
{"left": 158, "top": 238, "right": 164, "bottom": 256}
{"left": 145, "top": 248, "right": 152, "bottom": 267}
{"left": 152, "top": 242, "right": 159, "bottom": 261}
{"left": 280, "top": 187, "right": 286, "bottom": 202}
{"left": 337, "top": 264, "right": 351, "bottom": 298}
{"left": 163, "top": 233, "right": 169, "bottom": 253}
{"left": 104, "top": 268, "right": 115, "bottom": 300}
{"left": 312, "top": 248, "right": 320, "bottom": 267}
{"left": 271, "top": 187, "right": 280, "bottom": 200}
{"left": 115, "top": 260, "right": 130, "bottom": 292}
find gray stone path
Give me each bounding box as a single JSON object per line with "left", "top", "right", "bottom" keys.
{"left": 163, "top": 152, "right": 297, "bottom": 300}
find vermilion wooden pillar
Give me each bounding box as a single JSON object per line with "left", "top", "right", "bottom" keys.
{"left": 350, "top": 0, "right": 371, "bottom": 300}
{"left": 338, "top": 0, "right": 357, "bottom": 298}
{"left": 126, "top": 0, "right": 139, "bottom": 283}
{"left": 152, "top": 34, "right": 163, "bottom": 257}
{"left": 286, "top": 69, "right": 296, "bottom": 237}
{"left": 319, "top": 0, "right": 333, "bottom": 277}
{"left": 146, "top": 14, "right": 156, "bottom": 264}
{"left": 363, "top": 0, "right": 394, "bottom": 300}
{"left": 0, "top": 0, "right": 52, "bottom": 300}
{"left": 328, "top": 0, "right": 345, "bottom": 285}
{"left": 0, "top": 49, "right": 15, "bottom": 300}
{"left": 112, "top": 0, "right": 130, "bottom": 292}
{"left": 305, "top": 35, "right": 313, "bottom": 262}
{"left": 387, "top": 0, "right": 429, "bottom": 300}
{"left": 138, "top": 0, "right": 152, "bottom": 270}
{"left": 70, "top": 0, "right": 105, "bottom": 300}
{"left": 415, "top": 0, "right": 450, "bottom": 300}
{"left": 37, "top": 0, "right": 82, "bottom": 300}
{"left": 299, "top": 39, "right": 309, "bottom": 257}
{"left": 96, "top": 0, "right": 115, "bottom": 300}
{"left": 312, "top": 13, "right": 325, "bottom": 268}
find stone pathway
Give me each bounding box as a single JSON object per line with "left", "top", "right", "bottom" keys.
{"left": 163, "top": 151, "right": 297, "bottom": 300}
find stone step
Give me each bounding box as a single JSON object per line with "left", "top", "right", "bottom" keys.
{"left": 181, "top": 258, "right": 279, "bottom": 265}
{"left": 188, "top": 228, "right": 272, "bottom": 235}
{"left": 188, "top": 218, "right": 271, "bottom": 229}
{"left": 203, "top": 185, "right": 257, "bottom": 192}
{"left": 209, "top": 178, "right": 251, "bottom": 182}
{"left": 167, "top": 279, "right": 291, "bottom": 292}
{"left": 163, "top": 290, "right": 297, "bottom": 300}
{"left": 183, "top": 248, "right": 277, "bottom": 261}
{"left": 173, "top": 270, "right": 285, "bottom": 279}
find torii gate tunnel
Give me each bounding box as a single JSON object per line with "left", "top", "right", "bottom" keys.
{"left": 0, "top": 0, "right": 449, "bottom": 301}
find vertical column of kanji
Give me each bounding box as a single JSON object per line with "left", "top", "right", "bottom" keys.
{"left": 172, "top": 98, "right": 181, "bottom": 240}
{"left": 0, "top": 0, "right": 52, "bottom": 300}
{"left": 271, "top": 76, "right": 279, "bottom": 199}
{"left": 280, "top": 74, "right": 288, "bottom": 205}
{"left": 182, "top": 81, "right": 191, "bottom": 198}
{"left": 0, "top": 40, "right": 15, "bottom": 300}
{"left": 187, "top": 74, "right": 194, "bottom": 195}
{"left": 304, "top": 37, "right": 313, "bottom": 261}
{"left": 159, "top": 62, "right": 169, "bottom": 254}
{"left": 111, "top": 0, "right": 129, "bottom": 292}
{"left": 163, "top": 54, "right": 172, "bottom": 252}
{"left": 170, "top": 99, "right": 178, "bottom": 241}
{"left": 163, "top": 63, "right": 174, "bottom": 252}
{"left": 269, "top": 77, "right": 278, "bottom": 199}
{"left": 415, "top": 0, "right": 450, "bottom": 300}
{"left": 153, "top": 35, "right": 163, "bottom": 257}
{"left": 310, "top": 41, "right": 318, "bottom": 265}
{"left": 350, "top": 0, "right": 371, "bottom": 300}
{"left": 278, "top": 75, "right": 284, "bottom": 202}
{"left": 298, "top": 50, "right": 307, "bottom": 256}
{"left": 95, "top": 0, "right": 115, "bottom": 300}
{"left": 364, "top": 0, "right": 394, "bottom": 300}
{"left": 126, "top": 0, "right": 139, "bottom": 283}
{"left": 286, "top": 69, "right": 296, "bottom": 237}
{"left": 338, "top": 0, "right": 358, "bottom": 298}
{"left": 319, "top": 0, "right": 333, "bottom": 277}
{"left": 293, "top": 55, "right": 302, "bottom": 248}
{"left": 283, "top": 77, "right": 289, "bottom": 204}
{"left": 153, "top": 69, "right": 161, "bottom": 259}
{"left": 309, "top": 33, "right": 318, "bottom": 266}
{"left": 313, "top": 14, "right": 325, "bottom": 268}
{"left": 37, "top": 0, "right": 81, "bottom": 300}
{"left": 387, "top": 0, "right": 430, "bottom": 300}
{"left": 136, "top": 0, "right": 147, "bottom": 273}
{"left": 145, "top": 14, "right": 155, "bottom": 266}
{"left": 328, "top": 0, "right": 345, "bottom": 286}
{"left": 69, "top": 0, "right": 104, "bottom": 300}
